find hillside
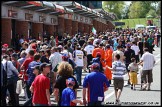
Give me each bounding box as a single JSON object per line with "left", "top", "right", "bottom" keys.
{"left": 114, "top": 18, "right": 160, "bottom": 28}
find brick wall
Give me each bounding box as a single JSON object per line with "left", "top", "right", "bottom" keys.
{"left": 83, "top": 24, "right": 89, "bottom": 34}
{"left": 1, "top": 18, "right": 12, "bottom": 46}
{"left": 16, "top": 20, "right": 28, "bottom": 40}
{"left": 58, "top": 17, "right": 65, "bottom": 36}
{"left": 65, "top": 19, "right": 72, "bottom": 36}
{"left": 32, "top": 23, "right": 43, "bottom": 39}
{"left": 44, "top": 24, "right": 55, "bottom": 36}
{"left": 72, "top": 21, "right": 78, "bottom": 36}
{"left": 78, "top": 22, "right": 84, "bottom": 34}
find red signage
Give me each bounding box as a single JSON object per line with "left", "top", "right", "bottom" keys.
{"left": 8, "top": 10, "right": 18, "bottom": 18}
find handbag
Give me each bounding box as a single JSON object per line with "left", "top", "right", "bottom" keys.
{"left": 6, "top": 61, "right": 19, "bottom": 85}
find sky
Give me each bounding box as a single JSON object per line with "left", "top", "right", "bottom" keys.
{"left": 125, "top": 1, "right": 132, "bottom": 6}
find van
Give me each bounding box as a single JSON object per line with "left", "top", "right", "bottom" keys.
{"left": 146, "top": 26, "right": 157, "bottom": 31}
{"left": 135, "top": 24, "right": 145, "bottom": 30}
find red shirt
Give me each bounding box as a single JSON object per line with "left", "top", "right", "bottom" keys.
{"left": 32, "top": 74, "right": 50, "bottom": 105}
{"left": 21, "top": 56, "right": 34, "bottom": 81}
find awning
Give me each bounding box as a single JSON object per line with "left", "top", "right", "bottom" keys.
{"left": 56, "top": 1, "right": 98, "bottom": 18}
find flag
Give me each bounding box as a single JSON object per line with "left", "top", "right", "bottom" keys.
{"left": 92, "top": 27, "right": 97, "bottom": 35}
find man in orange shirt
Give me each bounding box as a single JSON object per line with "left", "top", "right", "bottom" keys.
{"left": 104, "top": 45, "right": 113, "bottom": 84}
{"left": 92, "top": 43, "right": 105, "bottom": 61}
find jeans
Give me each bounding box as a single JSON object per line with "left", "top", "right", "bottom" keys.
{"left": 75, "top": 67, "right": 83, "bottom": 85}
{"left": 1, "top": 83, "right": 17, "bottom": 106}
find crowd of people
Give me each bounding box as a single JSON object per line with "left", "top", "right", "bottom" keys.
{"left": 1, "top": 28, "right": 160, "bottom": 106}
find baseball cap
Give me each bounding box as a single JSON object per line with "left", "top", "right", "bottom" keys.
{"left": 89, "top": 62, "right": 100, "bottom": 70}
{"left": 96, "top": 52, "right": 101, "bottom": 57}
{"left": 40, "top": 63, "right": 51, "bottom": 71}
{"left": 66, "top": 78, "right": 75, "bottom": 86}
{"left": 3, "top": 44, "right": 8, "bottom": 48}
{"left": 62, "top": 53, "right": 69, "bottom": 61}
{"left": 126, "top": 43, "right": 131, "bottom": 47}
{"left": 31, "top": 64, "right": 40, "bottom": 70}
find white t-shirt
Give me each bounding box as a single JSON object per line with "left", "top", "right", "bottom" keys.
{"left": 140, "top": 52, "right": 155, "bottom": 70}
{"left": 74, "top": 50, "right": 84, "bottom": 67}
{"left": 131, "top": 45, "right": 140, "bottom": 55}
{"left": 84, "top": 45, "right": 94, "bottom": 55}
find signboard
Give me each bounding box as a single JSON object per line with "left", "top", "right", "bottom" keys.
{"left": 39, "top": 16, "right": 46, "bottom": 22}
{"left": 68, "top": 14, "right": 72, "bottom": 19}
{"left": 80, "top": 16, "right": 83, "bottom": 22}
{"left": 51, "top": 18, "right": 57, "bottom": 24}
{"left": 8, "top": 10, "right": 18, "bottom": 18}
{"left": 74, "top": 15, "right": 78, "bottom": 21}
{"left": 25, "top": 13, "right": 33, "bottom": 21}
{"left": 85, "top": 18, "right": 88, "bottom": 23}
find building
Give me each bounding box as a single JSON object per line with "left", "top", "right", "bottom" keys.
{"left": 1, "top": 1, "right": 115, "bottom": 49}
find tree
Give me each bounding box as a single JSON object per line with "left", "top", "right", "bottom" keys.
{"left": 128, "top": 1, "right": 145, "bottom": 18}
{"left": 102, "top": 1, "right": 125, "bottom": 19}
{"left": 146, "top": 9, "right": 157, "bottom": 18}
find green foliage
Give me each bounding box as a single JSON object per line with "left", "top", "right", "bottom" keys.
{"left": 128, "top": 1, "right": 149, "bottom": 18}
{"left": 146, "top": 9, "right": 157, "bottom": 18}
{"left": 102, "top": 1, "right": 125, "bottom": 19}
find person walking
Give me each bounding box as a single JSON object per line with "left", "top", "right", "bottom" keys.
{"left": 61, "top": 78, "right": 83, "bottom": 106}
{"left": 128, "top": 58, "right": 139, "bottom": 90}
{"left": 107, "top": 54, "right": 126, "bottom": 105}
{"left": 82, "top": 62, "right": 110, "bottom": 106}
{"left": 53, "top": 62, "right": 79, "bottom": 106}
{"left": 138, "top": 48, "right": 156, "bottom": 91}
{"left": 73, "top": 45, "right": 84, "bottom": 86}
{"left": 30, "top": 63, "right": 51, "bottom": 106}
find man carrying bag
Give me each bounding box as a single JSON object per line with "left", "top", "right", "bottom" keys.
{"left": 1, "top": 55, "right": 19, "bottom": 106}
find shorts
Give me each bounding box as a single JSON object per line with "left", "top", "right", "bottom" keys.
{"left": 130, "top": 71, "right": 138, "bottom": 85}
{"left": 113, "top": 78, "right": 124, "bottom": 91}
{"left": 141, "top": 69, "right": 153, "bottom": 83}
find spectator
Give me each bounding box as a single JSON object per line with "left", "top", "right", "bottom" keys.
{"left": 73, "top": 45, "right": 84, "bottom": 85}
{"left": 107, "top": 54, "right": 126, "bottom": 105}
{"left": 128, "top": 58, "right": 139, "bottom": 90}
{"left": 131, "top": 41, "right": 140, "bottom": 63}
{"left": 82, "top": 62, "right": 110, "bottom": 106}
{"left": 138, "top": 48, "right": 156, "bottom": 91}
{"left": 1, "top": 55, "right": 19, "bottom": 106}
{"left": 54, "top": 61, "right": 79, "bottom": 106}
{"left": 30, "top": 63, "right": 51, "bottom": 106}
{"left": 61, "top": 78, "right": 83, "bottom": 106}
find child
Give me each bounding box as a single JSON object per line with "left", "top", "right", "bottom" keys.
{"left": 61, "top": 78, "right": 83, "bottom": 106}
{"left": 128, "top": 58, "right": 139, "bottom": 90}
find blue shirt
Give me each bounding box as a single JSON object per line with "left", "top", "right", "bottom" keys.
{"left": 27, "top": 61, "right": 41, "bottom": 85}
{"left": 61, "top": 87, "right": 76, "bottom": 106}
{"left": 83, "top": 71, "right": 110, "bottom": 103}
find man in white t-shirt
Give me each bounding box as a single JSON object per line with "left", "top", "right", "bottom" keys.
{"left": 84, "top": 41, "right": 94, "bottom": 68}
{"left": 73, "top": 45, "right": 84, "bottom": 86}
{"left": 138, "top": 48, "right": 156, "bottom": 91}
{"left": 131, "top": 41, "right": 140, "bottom": 62}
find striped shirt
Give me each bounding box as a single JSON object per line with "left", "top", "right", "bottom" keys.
{"left": 140, "top": 52, "right": 156, "bottom": 70}
{"left": 112, "top": 60, "right": 126, "bottom": 78}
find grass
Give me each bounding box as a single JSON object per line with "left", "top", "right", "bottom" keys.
{"left": 114, "top": 18, "right": 160, "bottom": 28}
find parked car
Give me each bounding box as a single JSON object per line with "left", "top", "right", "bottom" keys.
{"left": 135, "top": 24, "right": 145, "bottom": 30}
